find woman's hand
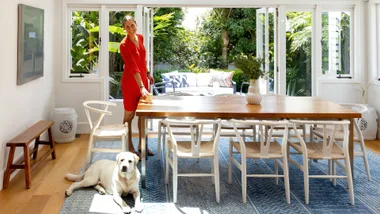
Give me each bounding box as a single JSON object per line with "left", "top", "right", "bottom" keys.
{"left": 140, "top": 87, "right": 153, "bottom": 103}
{"left": 140, "top": 87, "right": 150, "bottom": 99}
{"left": 147, "top": 74, "right": 155, "bottom": 84}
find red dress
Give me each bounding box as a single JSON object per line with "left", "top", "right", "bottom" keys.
{"left": 119, "top": 34, "right": 148, "bottom": 111}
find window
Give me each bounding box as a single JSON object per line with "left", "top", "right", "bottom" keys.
{"left": 69, "top": 9, "right": 100, "bottom": 77}
{"left": 321, "top": 10, "right": 352, "bottom": 78}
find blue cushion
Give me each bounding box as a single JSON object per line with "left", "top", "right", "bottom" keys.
{"left": 161, "top": 71, "right": 190, "bottom": 88}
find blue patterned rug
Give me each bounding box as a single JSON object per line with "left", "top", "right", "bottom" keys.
{"left": 60, "top": 138, "right": 379, "bottom": 214}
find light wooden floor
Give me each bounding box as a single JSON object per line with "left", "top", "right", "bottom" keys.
{"left": 0, "top": 134, "right": 379, "bottom": 214}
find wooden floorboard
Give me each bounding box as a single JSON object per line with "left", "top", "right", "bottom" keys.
{"left": 0, "top": 134, "right": 378, "bottom": 214}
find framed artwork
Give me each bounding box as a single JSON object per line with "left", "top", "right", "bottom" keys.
{"left": 17, "top": 4, "right": 44, "bottom": 85}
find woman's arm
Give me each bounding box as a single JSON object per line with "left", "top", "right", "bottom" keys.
{"left": 133, "top": 72, "right": 149, "bottom": 98}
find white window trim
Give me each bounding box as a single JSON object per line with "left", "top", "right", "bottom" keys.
{"left": 369, "top": 1, "right": 380, "bottom": 86}
{"left": 62, "top": 3, "right": 137, "bottom": 83}
{"left": 62, "top": 4, "right": 103, "bottom": 82}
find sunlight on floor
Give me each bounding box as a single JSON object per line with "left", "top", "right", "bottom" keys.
{"left": 88, "top": 193, "right": 211, "bottom": 214}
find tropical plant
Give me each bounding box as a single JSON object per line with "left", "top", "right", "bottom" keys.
{"left": 153, "top": 8, "right": 186, "bottom": 67}
{"left": 234, "top": 54, "right": 264, "bottom": 80}
{"left": 199, "top": 8, "right": 258, "bottom": 69}
{"left": 70, "top": 11, "right": 100, "bottom": 73}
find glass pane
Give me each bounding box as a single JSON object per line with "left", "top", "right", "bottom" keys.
{"left": 70, "top": 11, "right": 100, "bottom": 74}
{"left": 268, "top": 12, "right": 275, "bottom": 94}
{"left": 286, "top": 11, "right": 312, "bottom": 96}
{"left": 109, "top": 11, "right": 135, "bottom": 100}
{"left": 322, "top": 11, "right": 351, "bottom": 75}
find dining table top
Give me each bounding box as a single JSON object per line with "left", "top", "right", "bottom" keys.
{"left": 136, "top": 95, "right": 361, "bottom": 119}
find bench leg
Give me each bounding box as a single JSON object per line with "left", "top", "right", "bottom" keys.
{"left": 33, "top": 136, "right": 40, "bottom": 160}
{"left": 48, "top": 128, "right": 56, "bottom": 159}
{"left": 3, "top": 146, "right": 16, "bottom": 189}
{"left": 24, "top": 145, "right": 31, "bottom": 189}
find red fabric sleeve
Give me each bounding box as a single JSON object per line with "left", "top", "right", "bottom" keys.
{"left": 138, "top": 34, "right": 148, "bottom": 67}
{"left": 120, "top": 41, "right": 141, "bottom": 75}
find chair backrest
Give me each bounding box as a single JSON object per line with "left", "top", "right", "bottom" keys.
{"left": 230, "top": 119, "right": 289, "bottom": 158}
{"left": 153, "top": 81, "right": 175, "bottom": 95}
{"left": 340, "top": 103, "right": 367, "bottom": 114}
{"left": 163, "top": 118, "right": 222, "bottom": 157}
{"left": 291, "top": 120, "right": 350, "bottom": 158}
{"left": 213, "top": 93, "right": 241, "bottom": 97}
{"left": 339, "top": 103, "right": 367, "bottom": 138}
{"left": 83, "top": 101, "right": 116, "bottom": 132}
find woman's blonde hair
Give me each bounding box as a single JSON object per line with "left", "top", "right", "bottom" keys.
{"left": 122, "top": 15, "right": 136, "bottom": 28}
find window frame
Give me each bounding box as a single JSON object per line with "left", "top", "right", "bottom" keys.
{"left": 62, "top": 4, "right": 103, "bottom": 82}
{"left": 320, "top": 6, "right": 354, "bottom": 79}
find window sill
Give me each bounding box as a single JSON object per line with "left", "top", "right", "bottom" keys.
{"left": 317, "top": 76, "right": 360, "bottom": 84}
{"left": 62, "top": 76, "right": 104, "bottom": 83}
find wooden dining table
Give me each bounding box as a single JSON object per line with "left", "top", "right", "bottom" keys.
{"left": 136, "top": 95, "right": 361, "bottom": 188}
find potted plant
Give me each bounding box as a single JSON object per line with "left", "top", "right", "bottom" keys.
{"left": 234, "top": 54, "right": 265, "bottom": 104}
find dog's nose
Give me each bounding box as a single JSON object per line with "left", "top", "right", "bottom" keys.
{"left": 122, "top": 166, "right": 127, "bottom": 172}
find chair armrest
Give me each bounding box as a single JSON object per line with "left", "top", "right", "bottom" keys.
{"left": 231, "top": 80, "right": 236, "bottom": 94}
{"left": 153, "top": 80, "right": 175, "bottom": 95}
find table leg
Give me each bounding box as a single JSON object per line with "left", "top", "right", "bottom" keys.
{"left": 140, "top": 116, "right": 146, "bottom": 188}
{"left": 349, "top": 118, "right": 354, "bottom": 178}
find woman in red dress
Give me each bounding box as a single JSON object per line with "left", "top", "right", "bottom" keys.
{"left": 120, "top": 15, "right": 155, "bottom": 156}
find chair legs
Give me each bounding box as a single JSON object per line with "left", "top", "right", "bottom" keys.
{"left": 214, "top": 155, "right": 220, "bottom": 203}
{"left": 165, "top": 141, "right": 169, "bottom": 185}
{"left": 345, "top": 156, "right": 355, "bottom": 205}
{"left": 283, "top": 156, "right": 291, "bottom": 204}
{"left": 241, "top": 155, "right": 247, "bottom": 204}
{"left": 211, "top": 158, "right": 215, "bottom": 184}
{"left": 332, "top": 160, "right": 337, "bottom": 186}
{"left": 157, "top": 122, "right": 162, "bottom": 160}
{"left": 274, "top": 159, "right": 279, "bottom": 185}
{"left": 362, "top": 146, "right": 371, "bottom": 181}
{"left": 228, "top": 140, "right": 233, "bottom": 184}
{"left": 172, "top": 156, "right": 178, "bottom": 203}
{"left": 84, "top": 134, "right": 95, "bottom": 170}
{"left": 166, "top": 146, "right": 220, "bottom": 203}
{"left": 356, "top": 125, "right": 371, "bottom": 181}
{"left": 303, "top": 156, "right": 309, "bottom": 205}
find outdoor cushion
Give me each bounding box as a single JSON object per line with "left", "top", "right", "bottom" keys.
{"left": 196, "top": 73, "right": 212, "bottom": 87}
{"left": 179, "top": 72, "right": 197, "bottom": 87}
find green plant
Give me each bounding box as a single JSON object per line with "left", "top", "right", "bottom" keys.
{"left": 234, "top": 54, "right": 264, "bottom": 80}
{"left": 231, "top": 69, "right": 248, "bottom": 91}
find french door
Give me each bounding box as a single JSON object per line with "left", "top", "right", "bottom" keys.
{"left": 104, "top": 6, "right": 153, "bottom": 100}
{"left": 256, "top": 8, "right": 277, "bottom": 94}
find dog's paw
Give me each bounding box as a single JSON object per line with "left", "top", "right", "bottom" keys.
{"left": 65, "top": 190, "right": 72, "bottom": 197}
{"left": 98, "top": 189, "right": 106, "bottom": 195}
{"left": 135, "top": 203, "right": 144, "bottom": 212}
{"left": 122, "top": 206, "right": 131, "bottom": 213}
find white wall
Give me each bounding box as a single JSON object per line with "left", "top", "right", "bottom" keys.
{"left": 0, "top": 0, "right": 58, "bottom": 190}
{"left": 367, "top": 0, "right": 380, "bottom": 139}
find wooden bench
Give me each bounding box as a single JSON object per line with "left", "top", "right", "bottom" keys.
{"left": 3, "top": 120, "right": 56, "bottom": 189}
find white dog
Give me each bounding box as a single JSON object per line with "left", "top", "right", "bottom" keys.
{"left": 65, "top": 152, "right": 142, "bottom": 213}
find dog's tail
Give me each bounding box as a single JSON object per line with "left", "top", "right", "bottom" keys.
{"left": 65, "top": 173, "right": 85, "bottom": 182}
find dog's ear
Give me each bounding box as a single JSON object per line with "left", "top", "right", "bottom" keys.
{"left": 133, "top": 153, "right": 140, "bottom": 165}
{"left": 116, "top": 153, "right": 121, "bottom": 163}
